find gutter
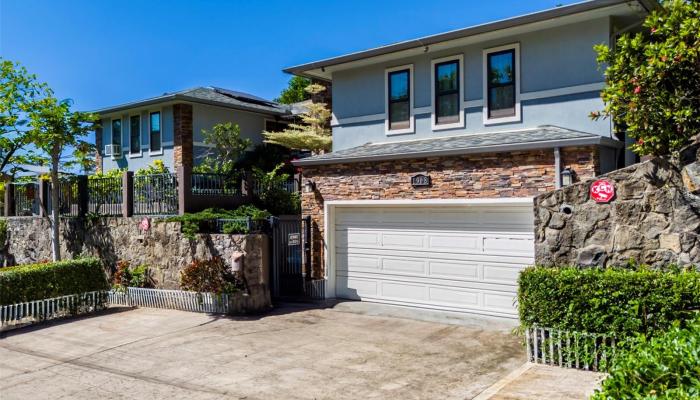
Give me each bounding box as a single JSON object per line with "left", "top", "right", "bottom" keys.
{"left": 293, "top": 135, "right": 623, "bottom": 166}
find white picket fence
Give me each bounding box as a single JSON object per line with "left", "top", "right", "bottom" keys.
{"left": 525, "top": 326, "right": 618, "bottom": 371}
{"left": 0, "top": 291, "right": 108, "bottom": 330}
{"left": 108, "top": 287, "right": 230, "bottom": 314}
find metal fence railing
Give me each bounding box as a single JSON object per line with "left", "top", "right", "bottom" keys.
{"left": 251, "top": 177, "right": 300, "bottom": 197}
{"left": 0, "top": 291, "right": 108, "bottom": 331}
{"left": 56, "top": 178, "right": 80, "bottom": 217}
{"left": 108, "top": 288, "right": 230, "bottom": 314}
{"left": 525, "top": 326, "right": 618, "bottom": 372}
{"left": 11, "top": 182, "right": 39, "bottom": 216}
{"left": 88, "top": 176, "right": 123, "bottom": 216}
{"left": 191, "top": 173, "right": 241, "bottom": 196}
{"left": 133, "top": 173, "right": 178, "bottom": 215}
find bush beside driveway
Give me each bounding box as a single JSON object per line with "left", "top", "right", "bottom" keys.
{"left": 0, "top": 305, "right": 525, "bottom": 400}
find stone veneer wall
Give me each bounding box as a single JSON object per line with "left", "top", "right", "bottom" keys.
{"left": 535, "top": 155, "right": 700, "bottom": 268}
{"left": 301, "top": 146, "right": 600, "bottom": 278}
{"left": 173, "top": 103, "right": 194, "bottom": 168}
{"left": 1, "top": 218, "right": 271, "bottom": 305}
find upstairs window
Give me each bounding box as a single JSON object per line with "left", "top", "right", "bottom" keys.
{"left": 385, "top": 64, "right": 414, "bottom": 135}
{"left": 149, "top": 111, "right": 161, "bottom": 153}
{"left": 388, "top": 69, "right": 410, "bottom": 130}
{"left": 431, "top": 55, "right": 463, "bottom": 130}
{"left": 129, "top": 115, "right": 141, "bottom": 155}
{"left": 483, "top": 43, "right": 520, "bottom": 124}
{"left": 111, "top": 118, "right": 122, "bottom": 156}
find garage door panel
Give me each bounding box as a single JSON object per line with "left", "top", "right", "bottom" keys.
{"left": 428, "top": 261, "right": 480, "bottom": 280}
{"left": 334, "top": 204, "right": 534, "bottom": 318}
{"left": 382, "top": 257, "right": 426, "bottom": 275}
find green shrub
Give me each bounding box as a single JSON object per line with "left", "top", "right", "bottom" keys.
{"left": 179, "top": 257, "right": 243, "bottom": 294}
{"left": 112, "top": 260, "right": 154, "bottom": 289}
{"left": 252, "top": 163, "right": 300, "bottom": 215}
{"left": 0, "top": 258, "right": 109, "bottom": 304}
{"left": 518, "top": 266, "right": 700, "bottom": 338}
{"left": 591, "top": 317, "right": 700, "bottom": 400}
{"left": 166, "top": 206, "right": 271, "bottom": 239}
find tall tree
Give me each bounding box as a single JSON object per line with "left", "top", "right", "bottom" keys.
{"left": 194, "top": 122, "right": 252, "bottom": 174}
{"left": 0, "top": 59, "right": 49, "bottom": 176}
{"left": 591, "top": 0, "right": 700, "bottom": 156}
{"left": 274, "top": 76, "right": 311, "bottom": 104}
{"left": 27, "top": 96, "right": 97, "bottom": 261}
{"left": 263, "top": 84, "right": 332, "bottom": 153}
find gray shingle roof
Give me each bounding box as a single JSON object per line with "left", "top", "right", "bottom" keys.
{"left": 92, "top": 86, "right": 291, "bottom": 116}
{"left": 293, "top": 125, "right": 623, "bottom": 166}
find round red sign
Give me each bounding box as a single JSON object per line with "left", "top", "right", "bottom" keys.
{"left": 590, "top": 179, "right": 615, "bottom": 203}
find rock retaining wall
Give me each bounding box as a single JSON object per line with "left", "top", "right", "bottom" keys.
{"left": 0, "top": 217, "right": 271, "bottom": 312}
{"left": 535, "top": 149, "right": 700, "bottom": 268}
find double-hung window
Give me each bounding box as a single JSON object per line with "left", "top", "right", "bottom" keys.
{"left": 149, "top": 111, "right": 162, "bottom": 153}
{"left": 431, "top": 55, "right": 463, "bottom": 130}
{"left": 483, "top": 43, "right": 520, "bottom": 124}
{"left": 129, "top": 115, "right": 141, "bottom": 155}
{"left": 111, "top": 118, "right": 122, "bottom": 158}
{"left": 385, "top": 64, "right": 413, "bottom": 135}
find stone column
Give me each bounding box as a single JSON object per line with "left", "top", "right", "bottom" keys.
{"left": 122, "top": 171, "right": 134, "bottom": 217}
{"left": 173, "top": 103, "right": 193, "bottom": 169}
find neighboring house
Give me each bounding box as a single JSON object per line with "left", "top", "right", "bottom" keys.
{"left": 287, "top": 0, "right": 657, "bottom": 319}
{"left": 93, "top": 87, "right": 293, "bottom": 172}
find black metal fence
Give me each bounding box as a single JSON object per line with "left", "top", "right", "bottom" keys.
{"left": 57, "top": 178, "right": 80, "bottom": 217}
{"left": 134, "top": 173, "right": 178, "bottom": 215}
{"left": 11, "top": 183, "right": 39, "bottom": 216}
{"left": 191, "top": 173, "right": 241, "bottom": 196}
{"left": 88, "top": 176, "right": 123, "bottom": 216}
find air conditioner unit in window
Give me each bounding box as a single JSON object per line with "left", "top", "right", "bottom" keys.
{"left": 104, "top": 144, "right": 121, "bottom": 157}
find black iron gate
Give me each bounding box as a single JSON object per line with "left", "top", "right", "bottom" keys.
{"left": 269, "top": 215, "right": 311, "bottom": 298}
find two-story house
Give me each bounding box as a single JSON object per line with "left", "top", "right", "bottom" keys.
{"left": 288, "top": 0, "right": 657, "bottom": 319}
{"left": 93, "top": 86, "right": 293, "bottom": 173}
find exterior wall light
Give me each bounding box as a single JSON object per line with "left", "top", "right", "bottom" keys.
{"left": 561, "top": 167, "right": 575, "bottom": 187}
{"left": 304, "top": 179, "right": 316, "bottom": 193}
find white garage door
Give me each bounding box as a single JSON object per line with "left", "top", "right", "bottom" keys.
{"left": 334, "top": 204, "right": 534, "bottom": 318}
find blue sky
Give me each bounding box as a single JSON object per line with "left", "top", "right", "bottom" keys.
{"left": 1, "top": 0, "right": 578, "bottom": 111}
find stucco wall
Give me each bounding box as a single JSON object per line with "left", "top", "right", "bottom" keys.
{"left": 330, "top": 17, "right": 612, "bottom": 150}
{"left": 1, "top": 218, "right": 271, "bottom": 300}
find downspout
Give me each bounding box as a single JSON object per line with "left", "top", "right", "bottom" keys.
{"left": 554, "top": 147, "right": 561, "bottom": 189}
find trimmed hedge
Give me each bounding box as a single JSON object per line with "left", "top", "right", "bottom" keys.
{"left": 0, "top": 258, "right": 109, "bottom": 305}
{"left": 518, "top": 266, "right": 700, "bottom": 338}
{"left": 591, "top": 318, "right": 700, "bottom": 400}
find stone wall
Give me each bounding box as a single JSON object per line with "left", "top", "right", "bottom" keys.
{"left": 301, "top": 146, "right": 600, "bottom": 277}
{"left": 0, "top": 217, "right": 271, "bottom": 311}
{"left": 535, "top": 152, "right": 700, "bottom": 268}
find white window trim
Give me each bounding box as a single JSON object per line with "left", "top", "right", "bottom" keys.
{"left": 148, "top": 109, "right": 164, "bottom": 156}
{"left": 384, "top": 64, "right": 415, "bottom": 136}
{"left": 128, "top": 114, "right": 143, "bottom": 158}
{"left": 430, "top": 54, "right": 464, "bottom": 131}
{"left": 110, "top": 117, "right": 123, "bottom": 159}
{"left": 483, "top": 43, "right": 521, "bottom": 125}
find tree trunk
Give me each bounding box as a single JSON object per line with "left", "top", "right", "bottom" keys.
{"left": 50, "top": 149, "right": 61, "bottom": 261}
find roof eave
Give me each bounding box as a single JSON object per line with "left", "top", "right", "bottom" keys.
{"left": 283, "top": 0, "right": 656, "bottom": 78}
{"left": 293, "top": 136, "right": 624, "bottom": 167}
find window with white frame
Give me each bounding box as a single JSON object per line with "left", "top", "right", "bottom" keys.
{"left": 111, "top": 118, "right": 122, "bottom": 157}
{"left": 483, "top": 43, "right": 520, "bottom": 124}
{"left": 431, "top": 55, "right": 463, "bottom": 130}
{"left": 129, "top": 115, "right": 141, "bottom": 155}
{"left": 385, "top": 64, "right": 413, "bottom": 135}
{"left": 149, "top": 111, "right": 161, "bottom": 152}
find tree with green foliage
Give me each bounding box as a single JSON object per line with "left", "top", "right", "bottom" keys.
{"left": 591, "top": 0, "right": 700, "bottom": 156}
{"left": 0, "top": 59, "right": 50, "bottom": 176}
{"left": 274, "top": 76, "right": 311, "bottom": 104}
{"left": 27, "top": 96, "right": 97, "bottom": 261}
{"left": 263, "top": 83, "right": 332, "bottom": 153}
{"left": 195, "top": 122, "right": 252, "bottom": 175}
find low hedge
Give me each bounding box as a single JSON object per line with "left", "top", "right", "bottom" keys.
{"left": 518, "top": 266, "right": 700, "bottom": 338}
{"left": 0, "top": 258, "right": 109, "bottom": 305}
{"left": 591, "top": 317, "right": 700, "bottom": 400}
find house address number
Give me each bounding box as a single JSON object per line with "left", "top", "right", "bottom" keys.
{"left": 288, "top": 233, "right": 301, "bottom": 246}
{"left": 411, "top": 174, "right": 431, "bottom": 188}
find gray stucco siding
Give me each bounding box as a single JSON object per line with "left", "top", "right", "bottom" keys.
{"left": 330, "top": 17, "right": 611, "bottom": 151}
{"left": 333, "top": 91, "right": 609, "bottom": 151}
{"left": 192, "top": 103, "right": 272, "bottom": 146}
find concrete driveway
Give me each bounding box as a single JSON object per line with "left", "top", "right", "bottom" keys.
{"left": 0, "top": 304, "right": 525, "bottom": 400}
